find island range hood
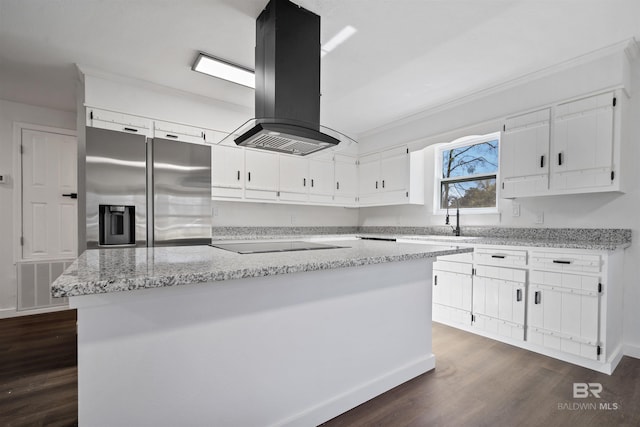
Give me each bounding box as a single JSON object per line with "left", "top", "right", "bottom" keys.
{"left": 233, "top": 0, "right": 351, "bottom": 156}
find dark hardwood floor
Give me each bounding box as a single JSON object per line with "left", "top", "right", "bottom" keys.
{"left": 1, "top": 311, "right": 638, "bottom": 426}
{"left": 0, "top": 310, "right": 77, "bottom": 427}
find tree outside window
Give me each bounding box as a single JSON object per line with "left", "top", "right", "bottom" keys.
{"left": 439, "top": 136, "right": 499, "bottom": 210}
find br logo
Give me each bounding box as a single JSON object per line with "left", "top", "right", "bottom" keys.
{"left": 573, "top": 383, "right": 603, "bottom": 398}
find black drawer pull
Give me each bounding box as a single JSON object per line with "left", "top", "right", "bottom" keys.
{"left": 248, "top": 172, "right": 251, "bottom": 182}
{"left": 303, "top": 178, "right": 306, "bottom": 187}
{"left": 553, "top": 260, "right": 571, "bottom": 265}
{"left": 558, "top": 152, "right": 563, "bottom": 166}
{"left": 62, "top": 193, "right": 78, "bottom": 199}
{"left": 311, "top": 179, "right": 314, "bottom": 187}
{"left": 237, "top": 171, "right": 240, "bottom": 181}
{"left": 434, "top": 275, "right": 438, "bottom": 286}
{"left": 165, "top": 134, "right": 178, "bottom": 139}
{"left": 123, "top": 127, "right": 138, "bottom": 133}
{"left": 534, "top": 291, "right": 541, "bottom": 304}
{"left": 516, "top": 289, "right": 522, "bottom": 302}
{"left": 491, "top": 255, "right": 506, "bottom": 259}
{"left": 540, "top": 155, "right": 545, "bottom": 168}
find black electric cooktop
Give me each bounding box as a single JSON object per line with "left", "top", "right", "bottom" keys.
{"left": 209, "top": 241, "right": 348, "bottom": 254}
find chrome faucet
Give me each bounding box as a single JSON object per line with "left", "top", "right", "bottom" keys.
{"left": 445, "top": 197, "right": 461, "bottom": 236}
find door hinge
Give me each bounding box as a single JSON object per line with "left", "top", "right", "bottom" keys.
{"left": 501, "top": 182, "right": 504, "bottom": 190}
{"left": 406, "top": 191, "right": 409, "bottom": 197}
{"left": 20, "top": 145, "right": 24, "bottom": 154}
{"left": 20, "top": 236, "right": 24, "bottom": 246}
{"left": 472, "top": 268, "right": 476, "bottom": 275}
{"left": 597, "top": 345, "right": 602, "bottom": 356}
{"left": 611, "top": 171, "right": 615, "bottom": 181}
{"left": 613, "top": 97, "right": 617, "bottom": 107}
{"left": 471, "top": 314, "right": 476, "bottom": 322}
{"left": 598, "top": 283, "right": 602, "bottom": 293}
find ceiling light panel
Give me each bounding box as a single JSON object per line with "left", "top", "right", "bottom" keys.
{"left": 192, "top": 53, "right": 255, "bottom": 88}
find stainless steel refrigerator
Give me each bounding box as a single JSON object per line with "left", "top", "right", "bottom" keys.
{"left": 85, "top": 127, "right": 211, "bottom": 248}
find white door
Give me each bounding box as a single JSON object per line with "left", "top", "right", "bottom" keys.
{"left": 551, "top": 92, "right": 614, "bottom": 190}
{"left": 357, "top": 153, "right": 380, "bottom": 204}
{"left": 279, "top": 155, "right": 308, "bottom": 196}
{"left": 245, "top": 149, "right": 279, "bottom": 192}
{"left": 380, "top": 151, "right": 408, "bottom": 193}
{"left": 211, "top": 145, "right": 244, "bottom": 189}
{"left": 334, "top": 156, "right": 358, "bottom": 203}
{"left": 21, "top": 129, "right": 77, "bottom": 260}
{"left": 308, "top": 159, "right": 334, "bottom": 197}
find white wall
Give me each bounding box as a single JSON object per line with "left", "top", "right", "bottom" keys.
{"left": 358, "top": 45, "right": 640, "bottom": 354}
{"left": 0, "top": 99, "right": 76, "bottom": 312}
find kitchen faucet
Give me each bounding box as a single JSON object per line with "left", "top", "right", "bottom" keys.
{"left": 445, "top": 196, "right": 461, "bottom": 236}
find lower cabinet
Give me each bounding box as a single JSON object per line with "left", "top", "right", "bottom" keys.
{"left": 431, "top": 244, "right": 625, "bottom": 374}
{"left": 472, "top": 264, "right": 526, "bottom": 340}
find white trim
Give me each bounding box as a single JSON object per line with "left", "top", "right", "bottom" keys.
{"left": 12, "top": 122, "right": 77, "bottom": 265}
{"left": 623, "top": 343, "right": 640, "bottom": 360}
{"left": 0, "top": 305, "right": 70, "bottom": 320}
{"left": 433, "top": 132, "right": 500, "bottom": 214}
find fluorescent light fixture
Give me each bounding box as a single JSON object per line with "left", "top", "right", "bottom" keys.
{"left": 192, "top": 52, "right": 255, "bottom": 88}
{"left": 321, "top": 25, "right": 357, "bottom": 57}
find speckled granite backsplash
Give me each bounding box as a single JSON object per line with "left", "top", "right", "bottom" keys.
{"left": 212, "top": 226, "right": 631, "bottom": 244}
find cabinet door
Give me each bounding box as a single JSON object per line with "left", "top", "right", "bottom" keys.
{"left": 211, "top": 145, "right": 244, "bottom": 190}
{"left": 279, "top": 155, "right": 309, "bottom": 196}
{"left": 308, "top": 159, "right": 334, "bottom": 198}
{"left": 380, "top": 148, "right": 409, "bottom": 193}
{"left": 551, "top": 92, "right": 615, "bottom": 191}
{"left": 433, "top": 262, "right": 473, "bottom": 327}
{"left": 154, "top": 120, "right": 205, "bottom": 144}
{"left": 87, "top": 108, "right": 150, "bottom": 135}
{"left": 527, "top": 271, "right": 600, "bottom": 360}
{"left": 501, "top": 109, "right": 550, "bottom": 198}
{"left": 334, "top": 156, "right": 358, "bottom": 199}
{"left": 245, "top": 149, "right": 279, "bottom": 192}
{"left": 358, "top": 153, "right": 380, "bottom": 201}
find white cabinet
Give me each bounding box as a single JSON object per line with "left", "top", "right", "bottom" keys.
{"left": 279, "top": 156, "right": 309, "bottom": 202}
{"left": 432, "top": 252, "right": 473, "bottom": 327}
{"left": 154, "top": 120, "right": 206, "bottom": 144}
{"left": 472, "top": 264, "right": 526, "bottom": 340}
{"left": 501, "top": 108, "right": 550, "bottom": 198}
{"left": 334, "top": 155, "right": 358, "bottom": 206}
{"left": 357, "top": 146, "right": 424, "bottom": 206}
{"left": 500, "top": 90, "right": 623, "bottom": 199}
{"left": 308, "top": 158, "right": 334, "bottom": 203}
{"left": 86, "top": 108, "right": 151, "bottom": 136}
{"left": 244, "top": 149, "right": 279, "bottom": 200}
{"left": 527, "top": 270, "right": 600, "bottom": 360}
{"left": 551, "top": 92, "right": 617, "bottom": 192}
{"left": 211, "top": 145, "right": 245, "bottom": 199}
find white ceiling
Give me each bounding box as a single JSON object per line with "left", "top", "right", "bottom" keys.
{"left": 1, "top": 0, "right": 639, "bottom": 137}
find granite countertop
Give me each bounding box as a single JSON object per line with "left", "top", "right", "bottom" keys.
{"left": 51, "top": 238, "right": 472, "bottom": 298}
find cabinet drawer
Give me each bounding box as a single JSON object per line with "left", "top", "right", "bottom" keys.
{"left": 154, "top": 120, "right": 206, "bottom": 144}
{"left": 530, "top": 270, "right": 600, "bottom": 295}
{"left": 87, "top": 108, "right": 150, "bottom": 133}
{"left": 437, "top": 252, "right": 473, "bottom": 263}
{"left": 530, "top": 251, "right": 601, "bottom": 273}
{"left": 474, "top": 248, "right": 527, "bottom": 267}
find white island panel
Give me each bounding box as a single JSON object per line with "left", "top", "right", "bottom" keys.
{"left": 72, "top": 258, "right": 434, "bottom": 427}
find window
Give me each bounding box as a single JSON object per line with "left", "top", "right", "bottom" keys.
{"left": 436, "top": 133, "right": 499, "bottom": 211}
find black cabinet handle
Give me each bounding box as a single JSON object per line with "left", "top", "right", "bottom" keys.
{"left": 434, "top": 275, "right": 438, "bottom": 286}
{"left": 382, "top": 180, "right": 385, "bottom": 188}
{"left": 248, "top": 172, "right": 251, "bottom": 182}
{"left": 123, "top": 127, "right": 138, "bottom": 133}
{"left": 237, "top": 171, "right": 240, "bottom": 181}
{"left": 62, "top": 193, "right": 78, "bottom": 199}
{"left": 303, "top": 178, "right": 306, "bottom": 187}
{"left": 336, "top": 182, "right": 340, "bottom": 190}
{"left": 311, "top": 179, "right": 314, "bottom": 187}
{"left": 540, "top": 155, "right": 545, "bottom": 168}
{"left": 165, "top": 134, "right": 178, "bottom": 139}
{"left": 553, "top": 260, "right": 571, "bottom": 265}
{"left": 516, "top": 289, "right": 522, "bottom": 302}
{"left": 534, "top": 291, "right": 541, "bottom": 304}
{"left": 558, "top": 152, "right": 563, "bottom": 166}
{"left": 491, "top": 255, "right": 506, "bottom": 259}
{"left": 375, "top": 181, "right": 378, "bottom": 189}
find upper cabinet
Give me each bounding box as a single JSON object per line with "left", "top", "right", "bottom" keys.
{"left": 86, "top": 108, "right": 151, "bottom": 136}
{"left": 211, "top": 145, "right": 245, "bottom": 199}
{"left": 244, "top": 149, "right": 279, "bottom": 200}
{"left": 501, "top": 108, "right": 551, "bottom": 198}
{"left": 334, "top": 155, "right": 358, "bottom": 206}
{"left": 153, "top": 120, "right": 207, "bottom": 145}
{"left": 308, "top": 158, "right": 334, "bottom": 204}
{"left": 551, "top": 92, "right": 617, "bottom": 192}
{"left": 501, "top": 90, "right": 623, "bottom": 199}
{"left": 358, "top": 146, "right": 424, "bottom": 207}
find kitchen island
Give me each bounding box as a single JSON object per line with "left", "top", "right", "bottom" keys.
{"left": 52, "top": 238, "right": 471, "bottom": 427}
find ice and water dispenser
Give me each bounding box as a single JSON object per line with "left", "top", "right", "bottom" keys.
{"left": 99, "top": 205, "right": 136, "bottom": 246}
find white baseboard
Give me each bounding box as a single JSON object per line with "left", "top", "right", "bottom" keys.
{"left": 278, "top": 355, "right": 436, "bottom": 427}
{"left": 623, "top": 343, "right": 640, "bottom": 359}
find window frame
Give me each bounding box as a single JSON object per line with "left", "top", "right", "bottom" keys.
{"left": 433, "top": 132, "right": 501, "bottom": 215}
